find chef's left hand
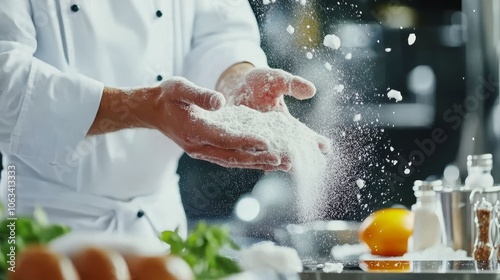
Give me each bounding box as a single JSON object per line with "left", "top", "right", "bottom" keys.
{"left": 216, "top": 63, "right": 316, "bottom": 113}
{"left": 216, "top": 63, "right": 331, "bottom": 154}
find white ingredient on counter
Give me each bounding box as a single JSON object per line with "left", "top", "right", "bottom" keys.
{"left": 323, "top": 34, "right": 341, "bottom": 50}
{"left": 387, "top": 89, "right": 403, "bottom": 102}
{"left": 353, "top": 114, "right": 361, "bottom": 122}
{"left": 263, "top": 0, "right": 270, "bottom": 4}
{"left": 306, "top": 52, "right": 313, "bottom": 59}
{"left": 299, "top": 0, "right": 307, "bottom": 5}
{"left": 360, "top": 246, "right": 470, "bottom": 261}
{"left": 286, "top": 25, "right": 295, "bottom": 34}
{"left": 331, "top": 244, "right": 370, "bottom": 260}
{"left": 404, "top": 168, "right": 410, "bottom": 174}
{"left": 408, "top": 33, "right": 416, "bottom": 45}
{"left": 385, "top": 48, "right": 392, "bottom": 52}
{"left": 402, "top": 246, "right": 470, "bottom": 261}
{"left": 345, "top": 53, "right": 352, "bottom": 60}
{"left": 239, "top": 242, "right": 303, "bottom": 274}
{"left": 322, "top": 262, "right": 344, "bottom": 273}
{"left": 324, "top": 62, "right": 332, "bottom": 71}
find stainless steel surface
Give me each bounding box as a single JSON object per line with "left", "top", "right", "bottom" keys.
{"left": 300, "top": 261, "right": 500, "bottom": 280}
{"left": 301, "top": 272, "right": 500, "bottom": 280}
{"left": 274, "top": 220, "right": 360, "bottom": 259}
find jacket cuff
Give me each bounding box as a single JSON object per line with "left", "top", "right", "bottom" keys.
{"left": 10, "top": 59, "right": 104, "bottom": 163}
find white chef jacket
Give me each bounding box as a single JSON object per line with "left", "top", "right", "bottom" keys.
{"left": 0, "top": 0, "right": 268, "bottom": 244}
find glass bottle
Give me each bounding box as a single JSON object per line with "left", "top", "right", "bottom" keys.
{"left": 408, "top": 180, "right": 443, "bottom": 252}
{"left": 472, "top": 198, "right": 493, "bottom": 262}
{"left": 465, "top": 154, "right": 494, "bottom": 189}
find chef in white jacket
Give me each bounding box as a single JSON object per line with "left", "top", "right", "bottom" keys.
{"left": 0, "top": 0, "right": 326, "bottom": 245}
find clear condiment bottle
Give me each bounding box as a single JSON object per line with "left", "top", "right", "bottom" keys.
{"left": 472, "top": 198, "right": 493, "bottom": 261}
{"left": 408, "top": 180, "right": 443, "bottom": 252}
{"left": 465, "top": 154, "right": 494, "bottom": 189}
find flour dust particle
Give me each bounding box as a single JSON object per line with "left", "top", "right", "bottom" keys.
{"left": 356, "top": 179, "right": 365, "bottom": 189}
{"left": 387, "top": 89, "right": 403, "bottom": 102}
{"left": 324, "top": 62, "right": 332, "bottom": 71}
{"left": 286, "top": 25, "right": 295, "bottom": 34}
{"left": 345, "top": 53, "right": 352, "bottom": 60}
{"left": 306, "top": 52, "right": 313, "bottom": 59}
{"left": 323, "top": 34, "right": 341, "bottom": 50}
{"left": 408, "top": 33, "right": 416, "bottom": 45}
{"left": 333, "top": 84, "right": 344, "bottom": 93}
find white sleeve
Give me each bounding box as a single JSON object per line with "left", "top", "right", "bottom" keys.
{"left": 0, "top": 0, "right": 104, "bottom": 163}
{"left": 183, "top": 0, "right": 269, "bottom": 90}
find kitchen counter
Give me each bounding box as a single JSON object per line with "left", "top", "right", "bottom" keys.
{"left": 300, "top": 260, "right": 500, "bottom": 280}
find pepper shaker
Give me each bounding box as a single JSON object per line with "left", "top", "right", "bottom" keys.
{"left": 494, "top": 201, "right": 500, "bottom": 260}
{"left": 473, "top": 198, "right": 494, "bottom": 262}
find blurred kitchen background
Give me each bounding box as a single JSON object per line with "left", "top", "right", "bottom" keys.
{"left": 1, "top": 0, "right": 500, "bottom": 250}
{"left": 177, "top": 0, "right": 500, "bottom": 240}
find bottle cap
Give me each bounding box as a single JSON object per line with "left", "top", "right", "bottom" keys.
{"left": 430, "top": 180, "right": 444, "bottom": 191}
{"left": 467, "top": 154, "right": 493, "bottom": 171}
{"left": 474, "top": 197, "right": 493, "bottom": 211}
{"left": 413, "top": 180, "right": 434, "bottom": 192}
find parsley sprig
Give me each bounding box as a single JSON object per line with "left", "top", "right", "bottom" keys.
{"left": 0, "top": 206, "right": 70, "bottom": 275}
{"left": 160, "top": 222, "right": 242, "bottom": 279}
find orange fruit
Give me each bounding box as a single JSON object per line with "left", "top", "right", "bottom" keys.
{"left": 359, "top": 208, "right": 414, "bottom": 257}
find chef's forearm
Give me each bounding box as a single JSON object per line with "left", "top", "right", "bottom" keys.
{"left": 216, "top": 62, "right": 255, "bottom": 99}
{"left": 87, "top": 87, "right": 159, "bottom": 136}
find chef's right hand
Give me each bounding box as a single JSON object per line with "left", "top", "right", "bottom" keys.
{"left": 147, "top": 77, "right": 291, "bottom": 171}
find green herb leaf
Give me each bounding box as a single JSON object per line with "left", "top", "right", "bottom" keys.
{"left": 160, "top": 230, "right": 184, "bottom": 254}
{"left": 0, "top": 207, "right": 70, "bottom": 277}
{"left": 159, "top": 221, "right": 242, "bottom": 279}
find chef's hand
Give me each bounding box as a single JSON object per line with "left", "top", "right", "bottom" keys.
{"left": 152, "top": 77, "right": 291, "bottom": 171}
{"left": 88, "top": 77, "right": 291, "bottom": 171}
{"left": 217, "top": 63, "right": 331, "bottom": 154}
{"left": 217, "top": 63, "right": 316, "bottom": 113}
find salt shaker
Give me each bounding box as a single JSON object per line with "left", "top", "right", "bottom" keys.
{"left": 465, "top": 154, "right": 494, "bottom": 189}
{"left": 472, "top": 198, "right": 494, "bottom": 261}
{"left": 408, "top": 180, "right": 443, "bottom": 252}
